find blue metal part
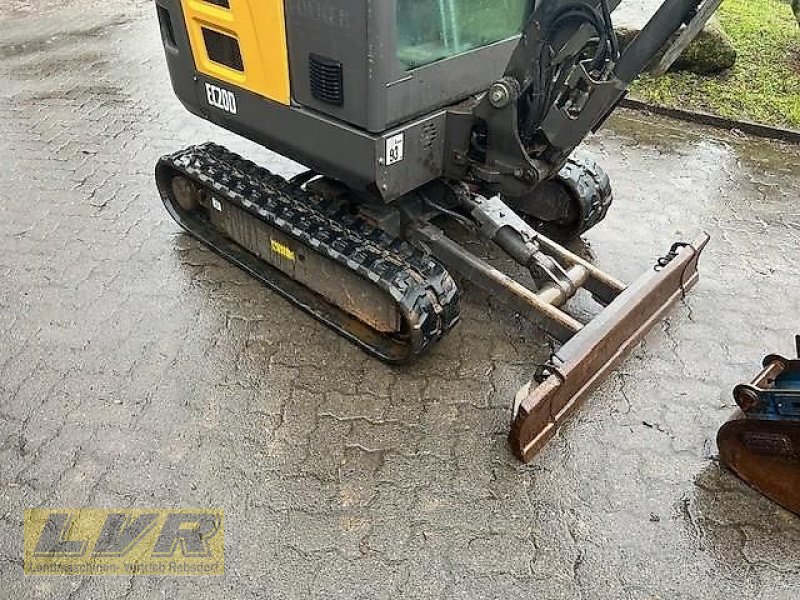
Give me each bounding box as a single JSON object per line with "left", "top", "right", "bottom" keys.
{"left": 771, "top": 372, "right": 800, "bottom": 418}
{"left": 745, "top": 364, "right": 800, "bottom": 421}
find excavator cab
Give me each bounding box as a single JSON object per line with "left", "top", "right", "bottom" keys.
{"left": 396, "top": 0, "right": 531, "bottom": 68}
{"left": 153, "top": 0, "right": 715, "bottom": 462}
{"left": 156, "top": 0, "right": 532, "bottom": 199}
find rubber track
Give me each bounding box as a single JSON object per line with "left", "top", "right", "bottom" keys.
{"left": 555, "top": 155, "right": 614, "bottom": 237}
{"left": 157, "top": 143, "right": 460, "bottom": 362}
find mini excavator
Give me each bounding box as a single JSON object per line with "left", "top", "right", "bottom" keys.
{"left": 154, "top": 0, "right": 712, "bottom": 462}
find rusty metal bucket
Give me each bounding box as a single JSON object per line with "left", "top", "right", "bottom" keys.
{"left": 509, "top": 233, "right": 709, "bottom": 462}
{"left": 717, "top": 342, "right": 800, "bottom": 516}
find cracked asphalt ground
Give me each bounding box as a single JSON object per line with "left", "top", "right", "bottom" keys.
{"left": 2, "top": 1, "right": 800, "bottom": 598}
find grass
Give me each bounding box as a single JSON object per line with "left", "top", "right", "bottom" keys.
{"left": 630, "top": 0, "right": 800, "bottom": 129}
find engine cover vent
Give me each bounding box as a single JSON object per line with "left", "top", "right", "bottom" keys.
{"left": 309, "top": 54, "right": 344, "bottom": 106}
{"left": 421, "top": 122, "right": 438, "bottom": 150}
{"left": 202, "top": 28, "right": 243, "bottom": 72}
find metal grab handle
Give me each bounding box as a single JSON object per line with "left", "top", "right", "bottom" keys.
{"left": 733, "top": 360, "right": 787, "bottom": 412}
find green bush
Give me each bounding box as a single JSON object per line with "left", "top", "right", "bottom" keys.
{"left": 631, "top": 0, "right": 800, "bottom": 128}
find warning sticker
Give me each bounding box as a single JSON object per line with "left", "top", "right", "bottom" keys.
{"left": 270, "top": 239, "right": 296, "bottom": 261}
{"left": 385, "top": 133, "right": 404, "bottom": 166}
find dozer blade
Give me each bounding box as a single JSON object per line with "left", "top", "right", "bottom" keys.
{"left": 718, "top": 414, "right": 800, "bottom": 516}
{"left": 509, "top": 234, "right": 709, "bottom": 462}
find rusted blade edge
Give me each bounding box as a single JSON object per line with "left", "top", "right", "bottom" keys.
{"left": 718, "top": 414, "right": 800, "bottom": 516}
{"left": 509, "top": 233, "right": 710, "bottom": 463}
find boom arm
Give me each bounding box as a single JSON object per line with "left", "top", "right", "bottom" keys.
{"left": 463, "top": 0, "right": 705, "bottom": 196}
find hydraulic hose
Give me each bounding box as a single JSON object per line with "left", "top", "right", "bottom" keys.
{"left": 520, "top": 1, "right": 610, "bottom": 140}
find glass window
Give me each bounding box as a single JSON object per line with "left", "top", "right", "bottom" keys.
{"left": 396, "top": 0, "right": 531, "bottom": 70}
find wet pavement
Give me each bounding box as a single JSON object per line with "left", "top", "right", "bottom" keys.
{"left": 2, "top": 2, "right": 800, "bottom": 598}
